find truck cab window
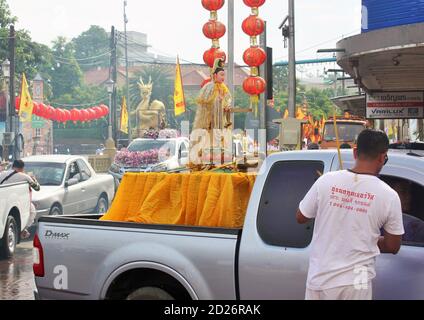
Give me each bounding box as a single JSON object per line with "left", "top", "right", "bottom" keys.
{"left": 257, "top": 161, "right": 324, "bottom": 248}
{"left": 381, "top": 176, "right": 424, "bottom": 247}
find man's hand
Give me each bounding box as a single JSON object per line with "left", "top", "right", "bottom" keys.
{"left": 297, "top": 209, "right": 311, "bottom": 225}
{"left": 378, "top": 231, "right": 402, "bottom": 255}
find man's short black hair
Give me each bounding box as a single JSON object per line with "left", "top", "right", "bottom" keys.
{"left": 357, "top": 129, "right": 389, "bottom": 159}
{"left": 12, "top": 160, "right": 25, "bottom": 169}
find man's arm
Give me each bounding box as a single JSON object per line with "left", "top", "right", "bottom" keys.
{"left": 378, "top": 231, "right": 402, "bottom": 255}
{"left": 297, "top": 209, "right": 312, "bottom": 225}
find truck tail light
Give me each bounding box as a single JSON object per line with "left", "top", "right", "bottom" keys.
{"left": 33, "top": 234, "right": 45, "bottom": 278}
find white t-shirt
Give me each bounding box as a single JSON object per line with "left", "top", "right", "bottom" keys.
{"left": 300, "top": 170, "right": 405, "bottom": 291}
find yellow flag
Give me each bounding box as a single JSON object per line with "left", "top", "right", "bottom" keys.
{"left": 19, "top": 74, "right": 34, "bottom": 122}
{"left": 120, "top": 96, "right": 129, "bottom": 134}
{"left": 283, "top": 109, "right": 289, "bottom": 119}
{"left": 174, "top": 56, "right": 186, "bottom": 117}
{"left": 296, "top": 107, "right": 306, "bottom": 120}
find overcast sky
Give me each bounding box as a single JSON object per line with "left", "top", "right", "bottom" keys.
{"left": 8, "top": 0, "right": 362, "bottom": 64}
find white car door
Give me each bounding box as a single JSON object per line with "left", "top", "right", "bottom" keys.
{"left": 77, "top": 159, "right": 99, "bottom": 213}
{"left": 62, "top": 161, "right": 88, "bottom": 215}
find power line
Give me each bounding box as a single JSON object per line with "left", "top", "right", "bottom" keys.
{"left": 52, "top": 50, "right": 112, "bottom": 62}
{"left": 274, "top": 29, "right": 360, "bottom": 62}
{"left": 50, "top": 97, "right": 109, "bottom": 108}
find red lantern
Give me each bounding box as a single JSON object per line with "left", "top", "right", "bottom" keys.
{"left": 80, "top": 109, "right": 90, "bottom": 122}
{"left": 87, "top": 108, "right": 96, "bottom": 121}
{"left": 242, "top": 15, "right": 265, "bottom": 37}
{"left": 37, "top": 103, "right": 47, "bottom": 118}
{"left": 203, "top": 20, "right": 226, "bottom": 40}
{"left": 243, "top": 0, "right": 266, "bottom": 8}
{"left": 243, "top": 46, "right": 267, "bottom": 67}
{"left": 203, "top": 47, "right": 226, "bottom": 68}
{"left": 98, "top": 105, "right": 109, "bottom": 117}
{"left": 70, "top": 108, "right": 80, "bottom": 123}
{"left": 243, "top": 76, "right": 266, "bottom": 96}
{"left": 53, "top": 108, "right": 65, "bottom": 122}
{"left": 44, "top": 106, "right": 55, "bottom": 120}
{"left": 63, "top": 109, "right": 72, "bottom": 123}
{"left": 201, "top": 0, "right": 225, "bottom": 11}
{"left": 91, "top": 107, "right": 102, "bottom": 120}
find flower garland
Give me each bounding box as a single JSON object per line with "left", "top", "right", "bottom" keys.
{"left": 115, "top": 149, "right": 160, "bottom": 168}
{"left": 242, "top": 0, "right": 267, "bottom": 116}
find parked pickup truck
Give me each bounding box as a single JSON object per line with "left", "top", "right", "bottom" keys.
{"left": 0, "top": 182, "right": 31, "bottom": 259}
{"left": 34, "top": 150, "right": 424, "bottom": 300}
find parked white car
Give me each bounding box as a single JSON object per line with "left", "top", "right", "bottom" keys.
{"left": 22, "top": 155, "right": 115, "bottom": 218}
{"left": 0, "top": 182, "right": 30, "bottom": 259}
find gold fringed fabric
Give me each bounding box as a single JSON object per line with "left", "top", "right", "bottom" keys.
{"left": 100, "top": 173, "right": 257, "bottom": 229}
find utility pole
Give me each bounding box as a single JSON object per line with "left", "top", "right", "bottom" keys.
{"left": 9, "top": 25, "right": 18, "bottom": 160}
{"left": 124, "top": 0, "right": 132, "bottom": 145}
{"left": 259, "top": 22, "right": 267, "bottom": 131}
{"left": 227, "top": 0, "right": 235, "bottom": 124}
{"left": 110, "top": 26, "right": 118, "bottom": 145}
{"left": 287, "top": 0, "right": 296, "bottom": 118}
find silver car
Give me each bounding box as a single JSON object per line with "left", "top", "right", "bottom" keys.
{"left": 23, "top": 155, "right": 115, "bottom": 217}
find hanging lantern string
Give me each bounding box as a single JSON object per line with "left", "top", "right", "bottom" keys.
{"left": 201, "top": 0, "right": 227, "bottom": 70}
{"left": 242, "top": 0, "right": 267, "bottom": 117}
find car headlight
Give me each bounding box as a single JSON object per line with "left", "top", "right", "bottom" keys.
{"left": 109, "top": 164, "right": 121, "bottom": 174}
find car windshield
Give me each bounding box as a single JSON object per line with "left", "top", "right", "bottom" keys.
{"left": 324, "top": 123, "right": 365, "bottom": 142}
{"left": 25, "top": 162, "right": 66, "bottom": 186}
{"left": 128, "top": 140, "right": 176, "bottom": 156}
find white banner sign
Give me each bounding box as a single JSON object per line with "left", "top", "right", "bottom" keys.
{"left": 366, "top": 92, "right": 424, "bottom": 119}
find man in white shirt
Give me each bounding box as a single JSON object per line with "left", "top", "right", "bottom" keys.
{"left": 0, "top": 160, "right": 41, "bottom": 239}
{"left": 297, "top": 129, "right": 404, "bottom": 300}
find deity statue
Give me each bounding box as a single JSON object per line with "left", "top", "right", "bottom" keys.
{"left": 193, "top": 58, "right": 233, "bottom": 133}
{"left": 131, "top": 77, "right": 167, "bottom": 135}
{"left": 191, "top": 58, "right": 233, "bottom": 165}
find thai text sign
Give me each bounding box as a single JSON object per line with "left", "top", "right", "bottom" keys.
{"left": 366, "top": 92, "right": 424, "bottom": 119}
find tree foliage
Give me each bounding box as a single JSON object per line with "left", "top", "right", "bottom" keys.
{"left": 72, "top": 25, "right": 110, "bottom": 71}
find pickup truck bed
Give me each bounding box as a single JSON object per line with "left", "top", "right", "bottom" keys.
{"left": 36, "top": 215, "right": 242, "bottom": 300}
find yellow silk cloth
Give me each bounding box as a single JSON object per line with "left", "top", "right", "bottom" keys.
{"left": 101, "top": 173, "right": 257, "bottom": 229}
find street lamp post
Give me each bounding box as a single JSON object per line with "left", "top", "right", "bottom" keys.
{"left": 2, "top": 59, "right": 10, "bottom": 133}
{"left": 1, "top": 59, "right": 11, "bottom": 162}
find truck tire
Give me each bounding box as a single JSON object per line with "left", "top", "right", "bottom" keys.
{"left": 0, "top": 216, "right": 18, "bottom": 260}
{"left": 126, "top": 287, "right": 175, "bottom": 300}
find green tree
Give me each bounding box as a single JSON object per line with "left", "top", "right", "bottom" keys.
{"left": 50, "top": 37, "right": 83, "bottom": 99}
{"left": 0, "top": 0, "right": 53, "bottom": 83}
{"left": 72, "top": 25, "right": 110, "bottom": 71}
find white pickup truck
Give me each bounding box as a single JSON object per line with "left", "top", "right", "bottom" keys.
{"left": 34, "top": 151, "right": 424, "bottom": 300}
{"left": 0, "top": 182, "right": 30, "bottom": 259}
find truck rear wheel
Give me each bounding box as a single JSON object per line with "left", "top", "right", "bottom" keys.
{"left": 126, "top": 287, "right": 175, "bottom": 300}
{"left": 0, "top": 216, "right": 18, "bottom": 260}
